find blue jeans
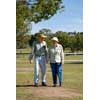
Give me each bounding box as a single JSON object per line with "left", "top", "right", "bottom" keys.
{"left": 34, "top": 56, "right": 46, "bottom": 84}
{"left": 50, "top": 63, "right": 62, "bottom": 85}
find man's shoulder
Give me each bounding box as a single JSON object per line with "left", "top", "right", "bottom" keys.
{"left": 33, "top": 41, "right": 37, "bottom": 45}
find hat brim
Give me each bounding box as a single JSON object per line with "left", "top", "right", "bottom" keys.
{"left": 51, "top": 39, "right": 59, "bottom": 42}
{"left": 41, "top": 36, "right": 47, "bottom": 38}
{"left": 38, "top": 34, "right": 47, "bottom": 38}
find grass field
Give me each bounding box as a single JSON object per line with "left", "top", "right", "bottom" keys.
{"left": 16, "top": 54, "right": 83, "bottom": 67}
{"left": 16, "top": 50, "right": 83, "bottom": 100}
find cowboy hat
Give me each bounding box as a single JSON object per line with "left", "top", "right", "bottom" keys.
{"left": 51, "top": 37, "right": 59, "bottom": 42}
{"left": 38, "top": 34, "right": 47, "bottom": 38}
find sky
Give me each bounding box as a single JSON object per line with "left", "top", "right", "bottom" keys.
{"left": 31, "top": 0, "right": 83, "bottom": 34}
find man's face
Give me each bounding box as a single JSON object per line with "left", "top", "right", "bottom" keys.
{"left": 38, "top": 37, "right": 45, "bottom": 42}
{"left": 41, "top": 37, "right": 45, "bottom": 41}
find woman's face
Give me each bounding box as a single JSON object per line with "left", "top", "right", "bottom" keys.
{"left": 52, "top": 40, "right": 58, "bottom": 45}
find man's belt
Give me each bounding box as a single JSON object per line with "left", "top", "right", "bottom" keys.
{"left": 35, "top": 54, "right": 45, "bottom": 57}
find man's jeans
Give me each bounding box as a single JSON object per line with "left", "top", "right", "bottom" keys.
{"left": 34, "top": 56, "right": 46, "bottom": 84}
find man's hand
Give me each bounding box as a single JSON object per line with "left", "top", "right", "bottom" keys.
{"left": 46, "top": 57, "right": 49, "bottom": 64}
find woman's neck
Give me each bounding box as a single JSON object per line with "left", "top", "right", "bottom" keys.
{"left": 53, "top": 43, "right": 58, "bottom": 47}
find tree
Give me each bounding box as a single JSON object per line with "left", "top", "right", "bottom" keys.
{"left": 28, "top": 32, "right": 41, "bottom": 48}
{"left": 39, "top": 28, "right": 52, "bottom": 35}
{"left": 16, "top": 0, "right": 64, "bottom": 34}
{"left": 68, "top": 32, "right": 83, "bottom": 52}
{"left": 28, "top": 35, "right": 36, "bottom": 48}
{"left": 55, "top": 31, "right": 69, "bottom": 50}
{"left": 16, "top": 0, "right": 31, "bottom": 34}
{"left": 68, "top": 36, "right": 77, "bottom": 52}
{"left": 16, "top": 34, "right": 31, "bottom": 48}
{"left": 75, "top": 33, "right": 83, "bottom": 51}
{"left": 16, "top": 0, "right": 64, "bottom": 49}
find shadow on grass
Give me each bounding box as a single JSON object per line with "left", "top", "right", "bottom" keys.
{"left": 16, "top": 84, "right": 53, "bottom": 87}
{"left": 16, "top": 84, "right": 34, "bottom": 87}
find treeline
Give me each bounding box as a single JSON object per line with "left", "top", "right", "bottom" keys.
{"left": 16, "top": 1, "right": 83, "bottom": 52}
{"left": 16, "top": 29, "right": 83, "bottom": 52}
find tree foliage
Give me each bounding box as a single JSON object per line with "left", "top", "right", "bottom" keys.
{"left": 39, "top": 28, "right": 52, "bottom": 35}
{"left": 55, "top": 31, "right": 69, "bottom": 50}
{"left": 16, "top": 0, "right": 64, "bottom": 34}
{"left": 16, "top": 27, "right": 83, "bottom": 52}
{"left": 16, "top": 34, "right": 31, "bottom": 48}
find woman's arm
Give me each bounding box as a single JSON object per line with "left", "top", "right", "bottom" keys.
{"left": 61, "top": 45, "right": 64, "bottom": 65}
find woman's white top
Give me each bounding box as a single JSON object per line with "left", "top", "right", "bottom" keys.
{"left": 48, "top": 43, "right": 64, "bottom": 64}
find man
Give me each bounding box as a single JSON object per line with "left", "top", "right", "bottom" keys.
{"left": 29, "top": 34, "right": 48, "bottom": 87}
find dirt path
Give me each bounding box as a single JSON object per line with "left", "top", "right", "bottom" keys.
{"left": 16, "top": 67, "right": 33, "bottom": 72}
{"left": 31, "top": 87, "right": 82, "bottom": 98}
{"left": 16, "top": 67, "right": 51, "bottom": 72}
{"left": 17, "top": 85, "right": 82, "bottom": 98}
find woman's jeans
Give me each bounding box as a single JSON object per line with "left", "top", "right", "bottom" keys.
{"left": 50, "top": 63, "right": 62, "bottom": 85}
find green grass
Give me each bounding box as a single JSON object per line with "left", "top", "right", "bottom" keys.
{"left": 65, "top": 55, "right": 83, "bottom": 60}
{"left": 16, "top": 72, "right": 33, "bottom": 85}
{"left": 16, "top": 48, "right": 31, "bottom": 53}
{"left": 16, "top": 48, "right": 83, "bottom": 54}
{"left": 16, "top": 64, "right": 82, "bottom": 92}
{"left": 16, "top": 54, "right": 83, "bottom": 67}
{"left": 16, "top": 64, "right": 83, "bottom": 100}
{"left": 16, "top": 51, "right": 83, "bottom": 100}
{"left": 63, "top": 64, "right": 83, "bottom": 93}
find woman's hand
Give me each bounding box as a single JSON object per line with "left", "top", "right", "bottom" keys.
{"left": 29, "top": 60, "right": 31, "bottom": 64}
{"left": 61, "top": 61, "right": 64, "bottom": 65}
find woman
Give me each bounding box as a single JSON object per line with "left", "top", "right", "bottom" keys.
{"left": 48, "top": 37, "right": 64, "bottom": 87}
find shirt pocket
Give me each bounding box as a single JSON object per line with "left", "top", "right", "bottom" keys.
{"left": 50, "top": 49, "right": 55, "bottom": 54}
{"left": 36, "top": 44, "right": 40, "bottom": 50}
{"left": 55, "top": 48, "right": 61, "bottom": 55}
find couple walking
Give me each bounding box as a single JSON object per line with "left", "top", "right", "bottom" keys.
{"left": 29, "top": 34, "right": 64, "bottom": 87}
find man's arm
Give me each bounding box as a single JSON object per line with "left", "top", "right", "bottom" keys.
{"left": 28, "top": 42, "right": 35, "bottom": 64}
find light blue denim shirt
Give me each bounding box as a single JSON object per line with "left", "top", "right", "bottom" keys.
{"left": 29, "top": 40, "right": 48, "bottom": 60}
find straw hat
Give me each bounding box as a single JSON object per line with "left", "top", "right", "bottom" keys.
{"left": 51, "top": 37, "right": 59, "bottom": 42}
{"left": 38, "top": 34, "right": 47, "bottom": 38}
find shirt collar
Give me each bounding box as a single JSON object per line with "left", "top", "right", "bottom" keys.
{"left": 54, "top": 43, "right": 59, "bottom": 47}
